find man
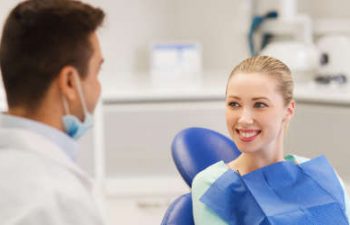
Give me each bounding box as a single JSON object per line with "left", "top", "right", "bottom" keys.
{"left": 0, "top": 0, "right": 106, "bottom": 224}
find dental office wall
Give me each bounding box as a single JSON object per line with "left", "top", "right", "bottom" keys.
{"left": 89, "top": 0, "right": 350, "bottom": 78}
{"left": 87, "top": 0, "right": 251, "bottom": 76}
{"left": 0, "top": 1, "right": 349, "bottom": 90}
{"left": 1, "top": 0, "right": 349, "bottom": 90}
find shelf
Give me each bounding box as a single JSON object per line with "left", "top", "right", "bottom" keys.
{"left": 314, "top": 18, "right": 350, "bottom": 36}
{"left": 261, "top": 18, "right": 350, "bottom": 36}
{"left": 104, "top": 176, "right": 189, "bottom": 197}
{"left": 99, "top": 71, "right": 350, "bottom": 105}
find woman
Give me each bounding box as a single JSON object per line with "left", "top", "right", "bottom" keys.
{"left": 192, "top": 56, "right": 350, "bottom": 225}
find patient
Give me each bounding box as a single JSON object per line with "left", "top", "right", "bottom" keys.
{"left": 192, "top": 56, "right": 350, "bottom": 225}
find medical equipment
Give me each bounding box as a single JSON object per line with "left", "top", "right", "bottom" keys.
{"left": 248, "top": 10, "right": 278, "bottom": 56}
{"left": 316, "top": 34, "right": 350, "bottom": 83}
{"left": 253, "top": 0, "right": 320, "bottom": 82}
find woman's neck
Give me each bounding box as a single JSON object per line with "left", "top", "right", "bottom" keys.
{"left": 228, "top": 146, "right": 285, "bottom": 175}
{"left": 231, "top": 126, "right": 287, "bottom": 175}
{"left": 228, "top": 123, "right": 288, "bottom": 175}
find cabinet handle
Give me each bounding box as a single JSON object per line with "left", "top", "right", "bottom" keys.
{"left": 136, "top": 200, "right": 168, "bottom": 209}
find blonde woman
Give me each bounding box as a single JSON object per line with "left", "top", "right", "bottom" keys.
{"left": 192, "top": 56, "right": 350, "bottom": 225}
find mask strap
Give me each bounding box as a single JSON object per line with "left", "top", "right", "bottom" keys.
{"left": 72, "top": 72, "right": 89, "bottom": 115}
{"left": 62, "top": 96, "right": 70, "bottom": 114}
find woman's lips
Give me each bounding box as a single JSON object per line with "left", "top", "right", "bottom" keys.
{"left": 236, "top": 129, "right": 261, "bottom": 142}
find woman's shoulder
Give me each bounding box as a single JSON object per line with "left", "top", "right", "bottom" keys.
{"left": 192, "top": 161, "right": 231, "bottom": 225}
{"left": 287, "top": 154, "right": 349, "bottom": 197}
{"left": 285, "top": 154, "right": 309, "bottom": 164}
{"left": 192, "top": 161, "right": 229, "bottom": 189}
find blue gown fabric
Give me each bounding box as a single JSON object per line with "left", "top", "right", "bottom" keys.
{"left": 200, "top": 156, "right": 349, "bottom": 225}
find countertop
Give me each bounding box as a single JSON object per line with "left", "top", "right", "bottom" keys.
{"left": 101, "top": 72, "right": 350, "bottom": 105}
{"left": 0, "top": 72, "right": 348, "bottom": 107}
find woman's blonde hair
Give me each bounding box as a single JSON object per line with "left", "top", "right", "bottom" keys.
{"left": 227, "top": 55, "right": 294, "bottom": 106}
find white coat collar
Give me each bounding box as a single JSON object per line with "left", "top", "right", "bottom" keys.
{"left": 0, "top": 113, "right": 79, "bottom": 161}
{"left": 0, "top": 127, "right": 93, "bottom": 189}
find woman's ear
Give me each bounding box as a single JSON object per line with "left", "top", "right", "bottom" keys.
{"left": 286, "top": 99, "right": 296, "bottom": 120}
{"left": 57, "top": 66, "right": 79, "bottom": 101}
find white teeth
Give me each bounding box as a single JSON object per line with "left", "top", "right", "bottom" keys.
{"left": 240, "top": 131, "right": 258, "bottom": 138}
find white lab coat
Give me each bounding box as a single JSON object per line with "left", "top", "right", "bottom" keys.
{"left": 0, "top": 127, "right": 105, "bottom": 225}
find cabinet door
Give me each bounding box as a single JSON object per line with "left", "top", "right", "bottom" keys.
{"left": 103, "top": 100, "right": 227, "bottom": 179}
{"left": 106, "top": 196, "right": 173, "bottom": 225}
{"left": 286, "top": 102, "right": 350, "bottom": 182}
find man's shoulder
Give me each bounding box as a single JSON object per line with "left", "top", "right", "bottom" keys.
{"left": 0, "top": 146, "right": 98, "bottom": 217}
{"left": 0, "top": 146, "right": 90, "bottom": 196}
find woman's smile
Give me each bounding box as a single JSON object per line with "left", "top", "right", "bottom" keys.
{"left": 235, "top": 128, "right": 261, "bottom": 142}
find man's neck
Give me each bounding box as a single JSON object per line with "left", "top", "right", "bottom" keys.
{"left": 8, "top": 106, "right": 64, "bottom": 132}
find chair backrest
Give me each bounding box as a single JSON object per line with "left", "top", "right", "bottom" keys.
{"left": 162, "top": 127, "right": 240, "bottom": 225}
{"left": 171, "top": 127, "right": 241, "bottom": 187}
{"left": 160, "top": 193, "right": 194, "bottom": 225}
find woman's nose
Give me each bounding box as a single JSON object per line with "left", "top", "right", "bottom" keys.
{"left": 238, "top": 108, "right": 254, "bottom": 125}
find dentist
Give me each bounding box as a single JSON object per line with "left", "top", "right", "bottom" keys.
{"left": 0, "top": 0, "right": 106, "bottom": 224}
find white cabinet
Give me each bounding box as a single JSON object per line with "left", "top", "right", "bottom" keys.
{"left": 101, "top": 99, "right": 228, "bottom": 225}
{"left": 105, "top": 196, "right": 174, "bottom": 225}
{"left": 103, "top": 100, "right": 227, "bottom": 191}
{"left": 101, "top": 98, "right": 350, "bottom": 185}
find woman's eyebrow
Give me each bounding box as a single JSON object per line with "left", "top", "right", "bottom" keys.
{"left": 252, "top": 97, "right": 270, "bottom": 101}
{"left": 227, "top": 95, "right": 240, "bottom": 99}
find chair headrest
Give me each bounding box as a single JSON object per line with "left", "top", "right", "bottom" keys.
{"left": 171, "top": 127, "right": 240, "bottom": 187}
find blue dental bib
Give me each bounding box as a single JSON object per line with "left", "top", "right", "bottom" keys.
{"left": 200, "top": 156, "right": 348, "bottom": 225}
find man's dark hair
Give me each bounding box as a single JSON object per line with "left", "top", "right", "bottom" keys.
{"left": 0, "top": 0, "right": 104, "bottom": 109}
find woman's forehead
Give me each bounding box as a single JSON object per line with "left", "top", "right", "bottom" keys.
{"left": 226, "top": 73, "right": 282, "bottom": 100}
{"left": 227, "top": 72, "right": 278, "bottom": 89}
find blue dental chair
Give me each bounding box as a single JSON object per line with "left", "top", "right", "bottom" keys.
{"left": 161, "top": 127, "right": 241, "bottom": 225}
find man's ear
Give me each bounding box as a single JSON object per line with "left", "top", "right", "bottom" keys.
{"left": 57, "top": 66, "right": 79, "bottom": 101}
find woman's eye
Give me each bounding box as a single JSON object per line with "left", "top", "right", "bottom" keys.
{"left": 254, "top": 102, "right": 268, "bottom": 108}
{"left": 228, "top": 102, "right": 240, "bottom": 108}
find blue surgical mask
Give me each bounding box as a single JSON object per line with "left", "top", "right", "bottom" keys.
{"left": 62, "top": 73, "right": 93, "bottom": 139}
{"left": 62, "top": 112, "right": 93, "bottom": 139}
